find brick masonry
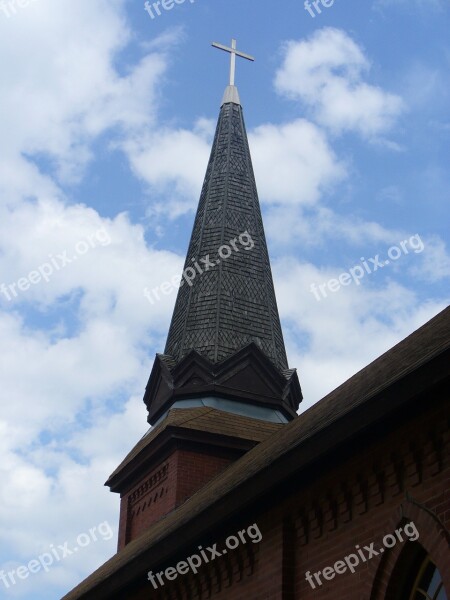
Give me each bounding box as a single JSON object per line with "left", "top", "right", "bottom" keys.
{"left": 124, "top": 395, "right": 449, "bottom": 599}
{"left": 118, "top": 449, "right": 233, "bottom": 551}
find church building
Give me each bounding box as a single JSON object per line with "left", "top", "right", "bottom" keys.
{"left": 63, "top": 40, "right": 450, "bottom": 600}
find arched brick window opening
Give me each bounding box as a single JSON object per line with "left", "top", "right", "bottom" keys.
{"left": 368, "top": 499, "right": 450, "bottom": 600}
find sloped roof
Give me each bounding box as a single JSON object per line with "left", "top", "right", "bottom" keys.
{"left": 106, "top": 406, "right": 283, "bottom": 487}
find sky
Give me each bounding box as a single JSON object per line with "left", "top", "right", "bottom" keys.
{"left": 0, "top": 0, "right": 448, "bottom": 598}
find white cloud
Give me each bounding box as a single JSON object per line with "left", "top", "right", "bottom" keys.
{"left": 274, "top": 257, "right": 447, "bottom": 408}
{"left": 265, "top": 204, "right": 404, "bottom": 249}
{"left": 0, "top": 198, "right": 183, "bottom": 325}
{"left": 275, "top": 28, "right": 405, "bottom": 138}
{"left": 122, "top": 119, "right": 213, "bottom": 218}
{"left": 250, "top": 119, "right": 346, "bottom": 205}
{"left": 0, "top": 0, "right": 167, "bottom": 183}
{"left": 0, "top": 9, "right": 186, "bottom": 593}
{"left": 0, "top": 201, "right": 183, "bottom": 427}
{"left": 411, "top": 235, "right": 450, "bottom": 282}
{"left": 122, "top": 116, "right": 346, "bottom": 217}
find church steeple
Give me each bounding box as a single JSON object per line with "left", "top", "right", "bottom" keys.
{"left": 106, "top": 43, "right": 302, "bottom": 551}
{"left": 143, "top": 42, "right": 302, "bottom": 424}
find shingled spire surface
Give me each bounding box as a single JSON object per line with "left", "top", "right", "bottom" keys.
{"left": 165, "top": 100, "right": 288, "bottom": 370}
{"left": 144, "top": 89, "right": 302, "bottom": 424}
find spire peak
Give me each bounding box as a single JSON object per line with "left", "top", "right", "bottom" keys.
{"left": 221, "top": 84, "right": 241, "bottom": 106}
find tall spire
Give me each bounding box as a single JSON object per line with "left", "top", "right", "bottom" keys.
{"left": 143, "top": 45, "right": 302, "bottom": 424}
{"left": 164, "top": 101, "right": 288, "bottom": 370}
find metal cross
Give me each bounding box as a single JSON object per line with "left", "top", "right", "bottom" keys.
{"left": 211, "top": 39, "right": 255, "bottom": 86}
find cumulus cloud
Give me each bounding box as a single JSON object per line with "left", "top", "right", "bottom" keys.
{"left": 121, "top": 114, "right": 346, "bottom": 217}
{"left": 0, "top": 196, "right": 184, "bottom": 595}
{"left": 275, "top": 28, "right": 405, "bottom": 137}
{"left": 0, "top": 0, "right": 167, "bottom": 183}
{"left": 410, "top": 235, "right": 450, "bottom": 282}
{"left": 274, "top": 257, "right": 447, "bottom": 408}
{"left": 250, "top": 119, "right": 346, "bottom": 205}
{"left": 122, "top": 120, "right": 213, "bottom": 218}
{"left": 265, "top": 203, "right": 407, "bottom": 249}
{"left": 122, "top": 115, "right": 346, "bottom": 217}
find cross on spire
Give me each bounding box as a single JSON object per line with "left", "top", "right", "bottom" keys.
{"left": 212, "top": 39, "right": 255, "bottom": 87}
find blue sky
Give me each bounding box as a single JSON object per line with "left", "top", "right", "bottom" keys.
{"left": 0, "top": 0, "right": 448, "bottom": 598}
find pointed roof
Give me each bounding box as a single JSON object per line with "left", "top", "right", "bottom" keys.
{"left": 143, "top": 85, "right": 302, "bottom": 424}
{"left": 164, "top": 88, "right": 288, "bottom": 371}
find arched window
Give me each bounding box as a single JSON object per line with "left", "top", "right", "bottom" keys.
{"left": 409, "top": 556, "right": 448, "bottom": 600}
{"left": 384, "top": 540, "right": 448, "bottom": 600}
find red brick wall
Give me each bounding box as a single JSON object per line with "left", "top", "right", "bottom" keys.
{"left": 117, "top": 456, "right": 175, "bottom": 550}
{"left": 117, "top": 449, "right": 233, "bottom": 550}
{"left": 175, "top": 449, "right": 233, "bottom": 506}
{"left": 125, "top": 397, "right": 449, "bottom": 599}
{"left": 292, "top": 402, "right": 450, "bottom": 600}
